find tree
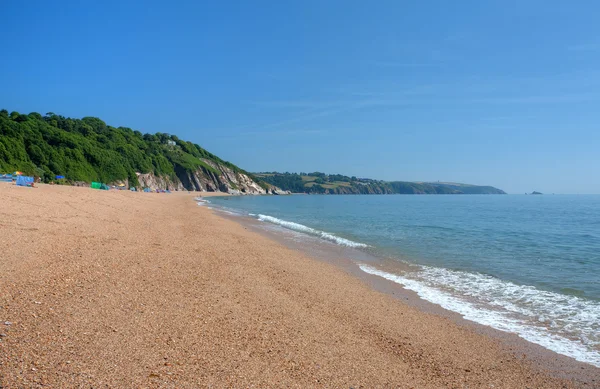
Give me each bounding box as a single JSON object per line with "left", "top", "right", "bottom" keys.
{"left": 0, "top": 109, "right": 268, "bottom": 191}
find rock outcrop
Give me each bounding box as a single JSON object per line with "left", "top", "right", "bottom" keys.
{"left": 128, "top": 160, "right": 284, "bottom": 194}
{"left": 135, "top": 173, "right": 185, "bottom": 191}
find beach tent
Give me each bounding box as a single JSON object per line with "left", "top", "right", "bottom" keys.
{"left": 143, "top": 188, "right": 151, "bottom": 192}
{"left": 130, "top": 187, "right": 137, "bottom": 192}
{"left": 16, "top": 176, "right": 34, "bottom": 187}
{"left": 91, "top": 182, "right": 110, "bottom": 190}
{"left": 55, "top": 175, "right": 65, "bottom": 180}
{"left": 0, "top": 174, "right": 13, "bottom": 183}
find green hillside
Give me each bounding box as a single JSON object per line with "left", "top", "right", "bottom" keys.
{"left": 0, "top": 109, "right": 265, "bottom": 189}
{"left": 256, "top": 172, "right": 506, "bottom": 195}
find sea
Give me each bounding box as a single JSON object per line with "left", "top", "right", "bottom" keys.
{"left": 202, "top": 194, "right": 600, "bottom": 367}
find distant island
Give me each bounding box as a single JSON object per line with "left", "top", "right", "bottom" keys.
{"left": 256, "top": 172, "right": 506, "bottom": 195}
{"left": 531, "top": 191, "right": 543, "bottom": 195}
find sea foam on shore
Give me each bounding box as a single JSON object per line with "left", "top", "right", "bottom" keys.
{"left": 256, "top": 214, "right": 369, "bottom": 248}
{"left": 359, "top": 264, "right": 600, "bottom": 367}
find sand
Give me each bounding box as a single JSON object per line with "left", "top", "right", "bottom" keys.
{"left": 0, "top": 183, "right": 596, "bottom": 388}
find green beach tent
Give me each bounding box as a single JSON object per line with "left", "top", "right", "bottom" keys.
{"left": 91, "top": 182, "right": 101, "bottom": 189}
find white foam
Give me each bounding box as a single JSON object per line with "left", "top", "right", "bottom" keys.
{"left": 195, "top": 197, "right": 211, "bottom": 206}
{"left": 256, "top": 214, "right": 368, "bottom": 248}
{"left": 359, "top": 264, "right": 600, "bottom": 367}
{"left": 200, "top": 201, "right": 240, "bottom": 216}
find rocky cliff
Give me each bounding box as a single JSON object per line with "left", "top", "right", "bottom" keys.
{"left": 131, "top": 160, "right": 283, "bottom": 194}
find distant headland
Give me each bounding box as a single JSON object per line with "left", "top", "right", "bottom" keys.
{"left": 255, "top": 172, "right": 506, "bottom": 195}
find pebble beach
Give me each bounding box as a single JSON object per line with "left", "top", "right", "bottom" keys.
{"left": 0, "top": 183, "right": 596, "bottom": 388}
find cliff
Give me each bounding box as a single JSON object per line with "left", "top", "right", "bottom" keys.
{"left": 135, "top": 162, "right": 277, "bottom": 194}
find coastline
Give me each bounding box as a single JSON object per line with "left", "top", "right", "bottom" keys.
{"left": 216, "top": 208, "right": 599, "bottom": 384}
{"left": 1, "top": 183, "right": 597, "bottom": 387}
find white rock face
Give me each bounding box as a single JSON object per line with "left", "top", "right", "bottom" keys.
{"left": 130, "top": 161, "right": 271, "bottom": 194}
{"left": 200, "top": 159, "right": 267, "bottom": 194}
{"left": 136, "top": 173, "right": 185, "bottom": 191}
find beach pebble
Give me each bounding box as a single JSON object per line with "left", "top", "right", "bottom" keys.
{"left": 0, "top": 333, "right": 6, "bottom": 337}
{"left": 3, "top": 321, "right": 11, "bottom": 326}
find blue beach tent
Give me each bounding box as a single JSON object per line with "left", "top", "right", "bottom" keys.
{"left": 16, "top": 176, "right": 34, "bottom": 187}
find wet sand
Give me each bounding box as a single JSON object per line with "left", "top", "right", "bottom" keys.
{"left": 0, "top": 183, "right": 597, "bottom": 388}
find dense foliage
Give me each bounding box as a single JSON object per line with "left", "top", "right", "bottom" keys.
{"left": 0, "top": 109, "right": 263, "bottom": 188}
{"left": 256, "top": 172, "right": 505, "bottom": 195}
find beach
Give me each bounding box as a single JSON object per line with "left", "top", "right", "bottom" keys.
{"left": 0, "top": 183, "right": 597, "bottom": 388}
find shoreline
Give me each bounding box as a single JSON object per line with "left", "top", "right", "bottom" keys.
{"left": 214, "top": 208, "right": 599, "bottom": 384}
{"left": 1, "top": 183, "right": 597, "bottom": 387}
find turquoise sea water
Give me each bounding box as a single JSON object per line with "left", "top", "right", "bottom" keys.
{"left": 205, "top": 194, "right": 600, "bottom": 366}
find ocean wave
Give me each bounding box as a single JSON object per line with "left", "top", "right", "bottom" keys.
{"left": 359, "top": 264, "right": 600, "bottom": 367}
{"left": 195, "top": 197, "right": 211, "bottom": 206}
{"left": 256, "top": 214, "right": 369, "bottom": 248}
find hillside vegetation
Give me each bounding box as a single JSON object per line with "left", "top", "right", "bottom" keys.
{"left": 256, "top": 172, "right": 506, "bottom": 194}
{"left": 0, "top": 109, "right": 267, "bottom": 192}
{"left": 0, "top": 109, "right": 504, "bottom": 195}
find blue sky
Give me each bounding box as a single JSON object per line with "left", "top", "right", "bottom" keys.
{"left": 1, "top": 1, "right": 599, "bottom": 193}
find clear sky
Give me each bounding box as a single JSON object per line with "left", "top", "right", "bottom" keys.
{"left": 2, "top": 1, "right": 599, "bottom": 194}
